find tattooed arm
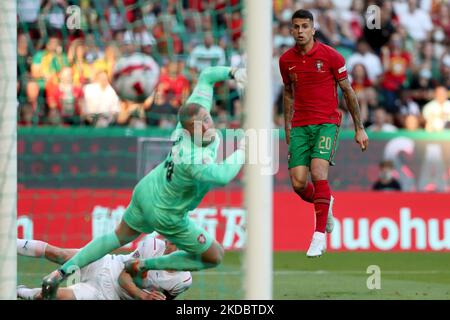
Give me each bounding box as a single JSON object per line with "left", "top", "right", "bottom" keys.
{"left": 338, "top": 78, "right": 369, "bottom": 151}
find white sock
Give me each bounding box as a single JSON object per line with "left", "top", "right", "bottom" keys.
{"left": 17, "top": 239, "right": 48, "bottom": 257}
{"left": 17, "top": 287, "right": 41, "bottom": 300}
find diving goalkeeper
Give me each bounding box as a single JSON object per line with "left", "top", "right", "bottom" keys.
{"left": 42, "top": 66, "right": 247, "bottom": 299}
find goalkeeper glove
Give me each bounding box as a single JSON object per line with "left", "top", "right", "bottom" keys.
{"left": 230, "top": 68, "right": 247, "bottom": 87}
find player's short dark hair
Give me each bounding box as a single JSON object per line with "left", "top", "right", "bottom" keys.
{"left": 178, "top": 103, "right": 205, "bottom": 128}
{"left": 291, "top": 9, "right": 314, "bottom": 23}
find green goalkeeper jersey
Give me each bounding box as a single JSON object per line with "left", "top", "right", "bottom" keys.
{"left": 56, "top": 66, "right": 243, "bottom": 276}
{"left": 140, "top": 66, "right": 244, "bottom": 217}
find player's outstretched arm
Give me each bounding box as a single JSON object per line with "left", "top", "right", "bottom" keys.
{"left": 186, "top": 66, "right": 246, "bottom": 113}
{"left": 172, "top": 66, "right": 246, "bottom": 135}
{"left": 118, "top": 270, "right": 166, "bottom": 300}
{"left": 191, "top": 141, "right": 246, "bottom": 186}
{"left": 338, "top": 78, "right": 369, "bottom": 151}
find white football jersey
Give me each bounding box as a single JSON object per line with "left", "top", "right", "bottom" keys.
{"left": 110, "top": 237, "right": 192, "bottom": 300}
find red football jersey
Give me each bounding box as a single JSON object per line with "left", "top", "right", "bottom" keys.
{"left": 279, "top": 40, "right": 348, "bottom": 127}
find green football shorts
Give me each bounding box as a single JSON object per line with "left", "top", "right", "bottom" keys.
{"left": 288, "top": 124, "right": 340, "bottom": 168}
{"left": 123, "top": 179, "right": 213, "bottom": 254}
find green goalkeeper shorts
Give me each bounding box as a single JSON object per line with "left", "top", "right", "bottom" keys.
{"left": 123, "top": 179, "right": 213, "bottom": 254}
{"left": 288, "top": 124, "right": 340, "bottom": 168}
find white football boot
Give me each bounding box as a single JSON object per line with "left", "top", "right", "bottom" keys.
{"left": 326, "top": 195, "right": 335, "bottom": 233}
{"left": 306, "top": 231, "right": 326, "bottom": 258}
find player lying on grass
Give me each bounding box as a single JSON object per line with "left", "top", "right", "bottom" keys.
{"left": 18, "top": 237, "right": 192, "bottom": 300}
{"left": 42, "top": 66, "right": 247, "bottom": 299}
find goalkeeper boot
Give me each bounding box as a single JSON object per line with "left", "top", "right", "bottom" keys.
{"left": 326, "top": 195, "right": 335, "bottom": 233}
{"left": 41, "top": 269, "right": 66, "bottom": 300}
{"left": 306, "top": 231, "right": 326, "bottom": 258}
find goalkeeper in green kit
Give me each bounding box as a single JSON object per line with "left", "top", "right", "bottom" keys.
{"left": 42, "top": 66, "right": 247, "bottom": 299}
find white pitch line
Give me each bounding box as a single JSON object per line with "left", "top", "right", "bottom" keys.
{"left": 195, "top": 270, "right": 450, "bottom": 276}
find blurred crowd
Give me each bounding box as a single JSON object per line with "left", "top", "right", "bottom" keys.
{"left": 17, "top": 0, "right": 450, "bottom": 131}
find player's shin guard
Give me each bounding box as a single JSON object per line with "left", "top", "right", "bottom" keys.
{"left": 60, "top": 232, "right": 121, "bottom": 274}
{"left": 142, "top": 250, "right": 217, "bottom": 271}
{"left": 313, "top": 180, "right": 331, "bottom": 233}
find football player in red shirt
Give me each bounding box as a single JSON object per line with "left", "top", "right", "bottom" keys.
{"left": 279, "top": 9, "right": 369, "bottom": 257}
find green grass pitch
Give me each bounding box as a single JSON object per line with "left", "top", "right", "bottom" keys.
{"left": 18, "top": 251, "right": 450, "bottom": 300}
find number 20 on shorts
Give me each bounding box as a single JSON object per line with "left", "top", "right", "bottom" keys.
{"left": 318, "top": 136, "right": 332, "bottom": 150}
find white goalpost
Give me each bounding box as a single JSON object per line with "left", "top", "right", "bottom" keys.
{"left": 0, "top": 0, "right": 17, "bottom": 300}
{"left": 244, "top": 0, "right": 273, "bottom": 299}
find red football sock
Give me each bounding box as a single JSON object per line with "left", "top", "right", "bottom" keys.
{"left": 298, "top": 181, "right": 314, "bottom": 203}
{"left": 313, "top": 180, "right": 331, "bottom": 233}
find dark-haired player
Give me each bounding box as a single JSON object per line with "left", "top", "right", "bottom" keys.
{"left": 279, "top": 9, "right": 369, "bottom": 257}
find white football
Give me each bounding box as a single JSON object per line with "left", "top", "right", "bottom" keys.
{"left": 112, "top": 52, "right": 160, "bottom": 103}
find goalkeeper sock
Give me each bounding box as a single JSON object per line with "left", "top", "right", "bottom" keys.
{"left": 313, "top": 180, "right": 331, "bottom": 233}
{"left": 142, "top": 250, "right": 216, "bottom": 271}
{"left": 297, "top": 182, "right": 315, "bottom": 203}
{"left": 60, "top": 232, "right": 121, "bottom": 274}
{"left": 17, "top": 239, "right": 47, "bottom": 257}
